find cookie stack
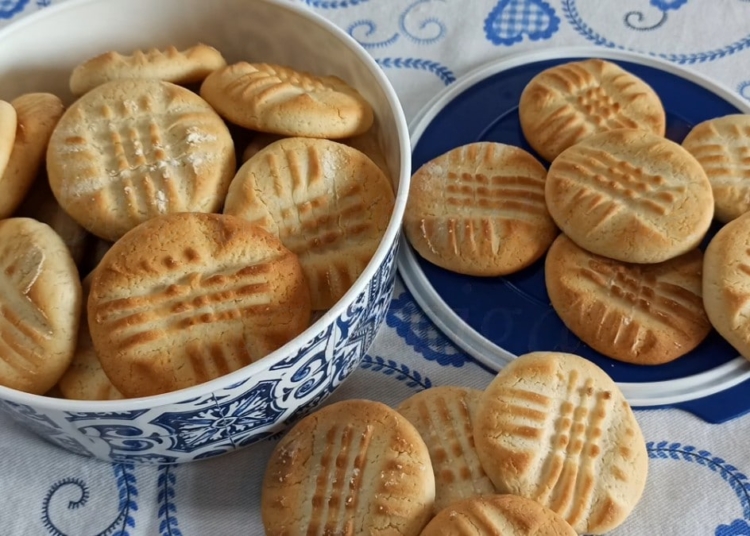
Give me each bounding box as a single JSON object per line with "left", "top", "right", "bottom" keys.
{"left": 261, "top": 351, "right": 648, "bottom": 535}
{"left": 406, "top": 57, "right": 750, "bottom": 367}
{"left": 0, "top": 42, "right": 395, "bottom": 398}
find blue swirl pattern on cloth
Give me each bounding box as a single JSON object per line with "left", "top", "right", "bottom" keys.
{"left": 563, "top": 0, "right": 750, "bottom": 63}
{"left": 0, "top": 0, "right": 29, "bottom": 19}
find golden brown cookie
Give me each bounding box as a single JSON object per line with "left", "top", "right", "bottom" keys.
{"left": 88, "top": 212, "right": 311, "bottom": 398}
{"left": 398, "top": 386, "right": 496, "bottom": 513}
{"left": 224, "top": 137, "right": 394, "bottom": 310}
{"left": 58, "top": 273, "right": 123, "bottom": 401}
{"left": 545, "top": 234, "right": 710, "bottom": 365}
{"left": 0, "top": 93, "right": 64, "bottom": 219}
{"left": 545, "top": 129, "right": 713, "bottom": 263}
{"left": 419, "top": 494, "right": 577, "bottom": 536}
{"left": 703, "top": 211, "right": 750, "bottom": 361}
{"left": 69, "top": 43, "right": 227, "bottom": 96}
{"left": 519, "top": 59, "right": 665, "bottom": 162}
{"left": 405, "top": 142, "right": 557, "bottom": 276}
{"left": 682, "top": 114, "right": 750, "bottom": 223}
{"left": 0, "top": 100, "right": 17, "bottom": 193}
{"left": 261, "top": 399, "right": 435, "bottom": 536}
{"left": 473, "top": 352, "right": 648, "bottom": 535}
{"left": 200, "top": 62, "right": 374, "bottom": 138}
{"left": 0, "top": 218, "right": 82, "bottom": 395}
{"left": 47, "top": 79, "right": 235, "bottom": 242}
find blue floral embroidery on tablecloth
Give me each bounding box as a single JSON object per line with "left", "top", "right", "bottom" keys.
{"left": 41, "top": 464, "right": 137, "bottom": 536}
{"left": 348, "top": 0, "right": 446, "bottom": 49}
{"left": 36, "top": 0, "right": 51, "bottom": 7}
{"left": 361, "top": 355, "right": 432, "bottom": 390}
{"left": 375, "top": 57, "right": 455, "bottom": 85}
{"left": 386, "top": 290, "right": 470, "bottom": 367}
{"left": 650, "top": 0, "right": 688, "bottom": 10}
{"left": 484, "top": 0, "right": 560, "bottom": 46}
{"left": 563, "top": 0, "right": 750, "bottom": 63}
{"left": 647, "top": 441, "right": 750, "bottom": 534}
{"left": 157, "top": 466, "right": 182, "bottom": 536}
{"left": 0, "top": 0, "right": 29, "bottom": 19}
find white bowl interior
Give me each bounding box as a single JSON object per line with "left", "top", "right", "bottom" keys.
{"left": 0, "top": 0, "right": 410, "bottom": 411}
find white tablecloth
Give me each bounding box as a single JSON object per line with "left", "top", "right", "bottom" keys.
{"left": 2, "top": 0, "right": 750, "bottom": 534}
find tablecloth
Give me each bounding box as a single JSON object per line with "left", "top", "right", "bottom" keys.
{"left": 2, "top": 0, "right": 750, "bottom": 534}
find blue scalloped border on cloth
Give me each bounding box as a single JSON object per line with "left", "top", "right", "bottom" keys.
{"left": 484, "top": 0, "right": 560, "bottom": 46}
{"left": 648, "top": 441, "right": 750, "bottom": 534}
{"left": 386, "top": 290, "right": 472, "bottom": 368}
{"left": 562, "top": 0, "right": 750, "bottom": 64}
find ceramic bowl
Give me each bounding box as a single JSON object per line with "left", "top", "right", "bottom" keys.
{"left": 0, "top": 0, "right": 409, "bottom": 464}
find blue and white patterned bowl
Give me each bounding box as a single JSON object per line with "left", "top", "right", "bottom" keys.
{"left": 0, "top": 0, "right": 410, "bottom": 464}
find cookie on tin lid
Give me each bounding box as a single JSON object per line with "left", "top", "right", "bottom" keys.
{"left": 519, "top": 58, "right": 665, "bottom": 162}
{"left": 405, "top": 142, "right": 558, "bottom": 277}
{"left": 545, "top": 234, "right": 710, "bottom": 366}
{"left": 545, "top": 128, "right": 713, "bottom": 264}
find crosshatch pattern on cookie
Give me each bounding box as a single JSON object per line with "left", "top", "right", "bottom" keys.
{"left": 0, "top": 242, "right": 51, "bottom": 376}
{"left": 520, "top": 59, "right": 665, "bottom": 161}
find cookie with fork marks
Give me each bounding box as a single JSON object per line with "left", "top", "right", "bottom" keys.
{"left": 88, "top": 212, "right": 311, "bottom": 398}
{"left": 69, "top": 43, "right": 227, "bottom": 96}
{"left": 405, "top": 142, "right": 558, "bottom": 276}
{"left": 261, "top": 399, "right": 435, "bottom": 536}
{"left": 682, "top": 114, "right": 750, "bottom": 223}
{"left": 47, "top": 78, "right": 235, "bottom": 242}
{"left": 545, "top": 234, "right": 710, "bottom": 365}
{"left": 224, "top": 137, "right": 394, "bottom": 310}
{"left": 0, "top": 218, "right": 82, "bottom": 395}
{"left": 473, "top": 351, "right": 648, "bottom": 535}
{"left": 200, "top": 62, "right": 373, "bottom": 139}
{"left": 545, "top": 129, "right": 713, "bottom": 264}
{"left": 519, "top": 58, "right": 665, "bottom": 162}
{"left": 703, "top": 211, "right": 750, "bottom": 362}
{"left": 398, "top": 386, "right": 497, "bottom": 513}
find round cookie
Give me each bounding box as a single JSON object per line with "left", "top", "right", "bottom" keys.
{"left": 47, "top": 78, "right": 235, "bottom": 242}
{"left": 519, "top": 58, "right": 665, "bottom": 162}
{"left": 420, "top": 494, "right": 577, "bottom": 536}
{"left": 261, "top": 399, "right": 435, "bottom": 536}
{"left": 88, "top": 212, "right": 311, "bottom": 398}
{"left": 0, "top": 93, "right": 64, "bottom": 219}
{"left": 397, "top": 386, "right": 496, "bottom": 513}
{"left": 545, "top": 129, "right": 713, "bottom": 264}
{"left": 545, "top": 234, "right": 710, "bottom": 365}
{"left": 703, "top": 211, "right": 750, "bottom": 361}
{"left": 200, "top": 62, "right": 373, "bottom": 139}
{"left": 0, "top": 218, "right": 82, "bottom": 395}
{"left": 0, "top": 100, "right": 17, "bottom": 183}
{"left": 58, "top": 273, "right": 123, "bottom": 401}
{"left": 473, "top": 351, "right": 648, "bottom": 535}
{"left": 70, "top": 43, "right": 227, "bottom": 96}
{"left": 682, "top": 114, "right": 750, "bottom": 223}
{"left": 405, "top": 142, "right": 558, "bottom": 276}
{"left": 224, "top": 137, "right": 394, "bottom": 310}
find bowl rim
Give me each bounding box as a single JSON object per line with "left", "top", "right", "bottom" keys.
{"left": 0, "top": 0, "right": 411, "bottom": 411}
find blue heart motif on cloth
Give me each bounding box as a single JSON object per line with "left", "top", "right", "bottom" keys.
{"left": 0, "top": 0, "right": 29, "bottom": 19}
{"left": 650, "top": 0, "right": 688, "bottom": 11}
{"left": 484, "top": 0, "right": 560, "bottom": 46}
